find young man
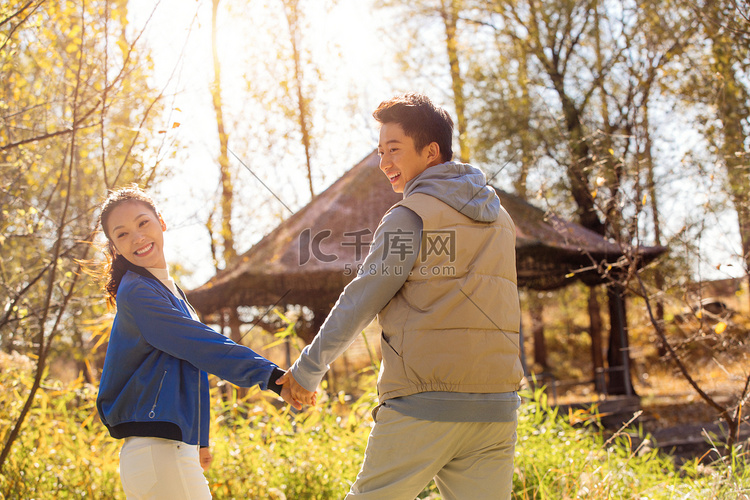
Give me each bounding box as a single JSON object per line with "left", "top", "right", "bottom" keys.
{"left": 278, "top": 93, "right": 523, "bottom": 499}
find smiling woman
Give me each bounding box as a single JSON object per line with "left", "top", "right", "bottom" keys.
{"left": 105, "top": 199, "right": 168, "bottom": 270}
{"left": 94, "top": 185, "right": 297, "bottom": 498}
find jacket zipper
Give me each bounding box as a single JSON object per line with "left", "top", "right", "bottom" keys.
{"left": 149, "top": 370, "right": 167, "bottom": 419}
{"left": 197, "top": 371, "right": 202, "bottom": 445}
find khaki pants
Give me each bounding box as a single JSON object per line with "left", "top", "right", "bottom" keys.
{"left": 346, "top": 405, "right": 517, "bottom": 500}
{"left": 119, "top": 437, "right": 211, "bottom": 500}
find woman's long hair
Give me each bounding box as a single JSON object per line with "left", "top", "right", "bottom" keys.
{"left": 98, "top": 185, "right": 162, "bottom": 308}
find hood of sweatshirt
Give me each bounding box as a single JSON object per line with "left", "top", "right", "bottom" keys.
{"left": 402, "top": 162, "right": 500, "bottom": 222}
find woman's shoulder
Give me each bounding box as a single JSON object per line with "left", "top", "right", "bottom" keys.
{"left": 116, "top": 271, "right": 163, "bottom": 304}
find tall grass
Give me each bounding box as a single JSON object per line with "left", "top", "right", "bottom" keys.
{"left": 1, "top": 363, "right": 749, "bottom": 499}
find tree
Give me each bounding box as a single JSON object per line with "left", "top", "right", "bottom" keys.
{"left": 378, "top": 0, "right": 474, "bottom": 162}
{"left": 210, "top": 0, "right": 238, "bottom": 268}
{"left": 0, "top": 0, "right": 166, "bottom": 471}
{"left": 694, "top": 0, "right": 750, "bottom": 303}
{"left": 280, "top": 0, "right": 316, "bottom": 197}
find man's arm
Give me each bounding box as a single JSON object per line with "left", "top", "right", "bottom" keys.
{"left": 287, "top": 206, "right": 422, "bottom": 396}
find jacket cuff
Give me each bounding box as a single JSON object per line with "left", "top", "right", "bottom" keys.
{"left": 266, "top": 367, "right": 285, "bottom": 396}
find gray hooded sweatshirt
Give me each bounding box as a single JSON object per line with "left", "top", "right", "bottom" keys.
{"left": 290, "top": 162, "right": 520, "bottom": 422}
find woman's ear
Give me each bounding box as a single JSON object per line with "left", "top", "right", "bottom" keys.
{"left": 159, "top": 215, "right": 167, "bottom": 231}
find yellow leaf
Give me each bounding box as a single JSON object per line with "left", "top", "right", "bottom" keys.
{"left": 608, "top": 148, "right": 615, "bottom": 155}
{"left": 642, "top": 194, "right": 647, "bottom": 206}
{"left": 591, "top": 189, "right": 597, "bottom": 199}
{"left": 695, "top": 310, "right": 702, "bottom": 319}
{"left": 171, "top": 122, "right": 180, "bottom": 128}
{"left": 116, "top": 39, "right": 129, "bottom": 55}
{"left": 263, "top": 337, "right": 288, "bottom": 350}
{"left": 715, "top": 322, "right": 727, "bottom": 334}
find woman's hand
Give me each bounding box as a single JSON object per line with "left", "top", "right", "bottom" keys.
{"left": 199, "top": 447, "right": 213, "bottom": 472}
{"left": 276, "top": 370, "right": 317, "bottom": 409}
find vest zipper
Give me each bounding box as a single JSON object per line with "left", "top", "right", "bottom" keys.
{"left": 149, "top": 370, "right": 167, "bottom": 419}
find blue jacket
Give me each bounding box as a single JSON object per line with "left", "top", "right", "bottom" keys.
{"left": 97, "top": 269, "right": 283, "bottom": 447}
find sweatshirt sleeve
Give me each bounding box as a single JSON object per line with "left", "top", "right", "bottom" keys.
{"left": 289, "top": 206, "right": 422, "bottom": 392}
{"left": 118, "top": 281, "right": 280, "bottom": 391}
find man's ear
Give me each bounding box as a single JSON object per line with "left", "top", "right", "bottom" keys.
{"left": 426, "top": 142, "right": 442, "bottom": 166}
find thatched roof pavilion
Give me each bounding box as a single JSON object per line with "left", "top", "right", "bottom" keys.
{"left": 187, "top": 150, "right": 665, "bottom": 396}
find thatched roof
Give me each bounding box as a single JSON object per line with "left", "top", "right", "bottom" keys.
{"left": 499, "top": 190, "right": 665, "bottom": 290}
{"left": 187, "top": 150, "right": 665, "bottom": 315}
{"left": 188, "top": 150, "right": 401, "bottom": 317}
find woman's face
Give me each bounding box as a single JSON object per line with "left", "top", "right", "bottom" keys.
{"left": 106, "top": 200, "right": 167, "bottom": 269}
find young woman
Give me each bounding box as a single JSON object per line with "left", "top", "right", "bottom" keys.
{"left": 95, "top": 186, "right": 297, "bottom": 499}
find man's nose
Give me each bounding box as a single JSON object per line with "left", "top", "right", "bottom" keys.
{"left": 380, "top": 154, "right": 391, "bottom": 170}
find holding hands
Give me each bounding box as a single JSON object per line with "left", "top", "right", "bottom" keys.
{"left": 277, "top": 370, "right": 317, "bottom": 409}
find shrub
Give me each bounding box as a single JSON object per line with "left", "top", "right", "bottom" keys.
{"left": 1, "top": 363, "right": 749, "bottom": 499}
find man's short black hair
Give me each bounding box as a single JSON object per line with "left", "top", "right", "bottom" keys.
{"left": 373, "top": 93, "right": 454, "bottom": 163}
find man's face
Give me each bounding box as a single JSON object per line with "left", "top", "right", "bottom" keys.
{"left": 377, "top": 122, "right": 435, "bottom": 194}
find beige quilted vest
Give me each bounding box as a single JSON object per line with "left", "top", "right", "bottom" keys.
{"left": 376, "top": 193, "right": 523, "bottom": 402}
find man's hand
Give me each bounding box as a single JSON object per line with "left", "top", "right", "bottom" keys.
{"left": 199, "top": 447, "right": 213, "bottom": 472}
{"left": 276, "top": 370, "right": 317, "bottom": 409}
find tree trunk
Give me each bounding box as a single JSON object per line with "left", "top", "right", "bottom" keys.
{"left": 529, "top": 295, "right": 547, "bottom": 370}
{"left": 211, "top": 0, "right": 245, "bottom": 396}
{"left": 282, "top": 0, "right": 315, "bottom": 198}
{"left": 606, "top": 283, "right": 635, "bottom": 396}
{"left": 643, "top": 100, "right": 667, "bottom": 356}
{"left": 211, "top": 0, "right": 237, "bottom": 267}
{"left": 441, "top": 0, "right": 470, "bottom": 163}
{"left": 588, "top": 287, "right": 606, "bottom": 393}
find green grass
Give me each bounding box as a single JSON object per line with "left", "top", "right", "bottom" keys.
{"left": 1, "top": 367, "right": 749, "bottom": 499}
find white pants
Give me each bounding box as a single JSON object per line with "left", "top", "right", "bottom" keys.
{"left": 346, "top": 405, "right": 517, "bottom": 500}
{"left": 119, "top": 437, "right": 211, "bottom": 500}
